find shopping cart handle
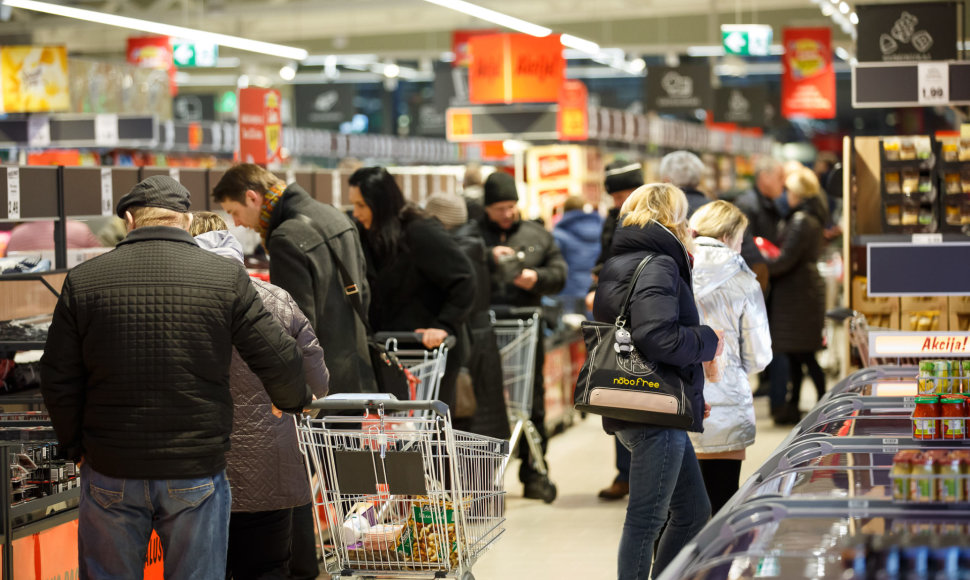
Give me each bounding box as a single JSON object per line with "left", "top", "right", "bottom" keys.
{"left": 373, "top": 332, "right": 456, "bottom": 350}
{"left": 306, "top": 397, "right": 450, "bottom": 418}
{"left": 825, "top": 307, "right": 855, "bottom": 322}
{"left": 489, "top": 305, "right": 541, "bottom": 319}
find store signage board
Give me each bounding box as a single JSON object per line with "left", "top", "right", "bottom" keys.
{"left": 645, "top": 64, "right": 713, "bottom": 113}
{"left": 0, "top": 46, "right": 70, "bottom": 114}
{"left": 721, "top": 25, "right": 773, "bottom": 56}
{"left": 856, "top": 2, "right": 958, "bottom": 63}
{"left": 557, "top": 80, "right": 588, "bottom": 141}
{"left": 238, "top": 88, "right": 282, "bottom": 164}
{"left": 713, "top": 86, "right": 767, "bottom": 126}
{"left": 172, "top": 41, "right": 218, "bottom": 68}
{"left": 294, "top": 84, "right": 355, "bottom": 130}
{"left": 445, "top": 105, "right": 559, "bottom": 142}
{"left": 467, "top": 33, "right": 565, "bottom": 104}
{"left": 869, "top": 332, "right": 970, "bottom": 358}
{"left": 867, "top": 242, "right": 970, "bottom": 295}
{"left": 852, "top": 65, "right": 970, "bottom": 109}
{"left": 781, "top": 27, "right": 836, "bottom": 119}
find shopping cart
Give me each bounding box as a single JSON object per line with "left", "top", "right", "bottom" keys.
{"left": 374, "top": 332, "right": 455, "bottom": 407}
{"left": 489, "top": 306, "right": 556, "bottom": 503}
{"left": 297, "top": 397, "right": 507, "bottom": 580}
{"left": 827, "top": 307, "right": 920, "bottom": 368}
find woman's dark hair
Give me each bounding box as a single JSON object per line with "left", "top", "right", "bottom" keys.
{"left": 349, "top": 166, "right": 423, "bottom": 261}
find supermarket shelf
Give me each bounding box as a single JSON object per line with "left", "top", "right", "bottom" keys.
{"left": 10, "top": 487, "right": 79, "bottom": 522}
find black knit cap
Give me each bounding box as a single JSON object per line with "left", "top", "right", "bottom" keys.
{"left": 604, "top": 160, "right": 644, "bottom": 194}
{"left": 116, "top": 175, "right": 192, "bottom": 219}
{"left": 484, "top": 171, "right": 518, "bottom": 206}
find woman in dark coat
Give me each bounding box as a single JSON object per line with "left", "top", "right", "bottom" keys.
{"left": 348, "top": 167, "right": 476, "bottom": 411}
{"left": 593, "top": 183, "right": 721, "bottom": 580}
{"left": 768, "top": 167, "right": 829, "bottom": 422}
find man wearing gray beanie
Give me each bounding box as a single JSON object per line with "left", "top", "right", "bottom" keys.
{"left": 478, "top": 171, "right": 566, "bottom": 501}
{"left": 41, "top": 175, "right": 310, "bottom": 578}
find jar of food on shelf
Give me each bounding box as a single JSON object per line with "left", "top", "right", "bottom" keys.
{"left": 938, "top": 452, "right": 965, "bottom": 503}
{"left": 911, "top": 452, "right": 939, "bottom": 502}
{"left": 951, "top": 450, "right": 970, "bottom": 501}
{"left": 891, "top": 451, "right": 914, "bottom": 501}
{"left": 913, "top": 396, "right": 942, "bottom": 440}
{"left": 941, "top": 395, "right": 967, "bottom": 440}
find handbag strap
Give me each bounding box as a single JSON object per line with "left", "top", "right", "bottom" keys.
{"left": 615, "top": 254, "right": 655, "bottom": 327}
{"left": 293, "top": 213, "right": 374, "bottom": 335}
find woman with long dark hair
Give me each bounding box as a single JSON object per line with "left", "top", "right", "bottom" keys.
{"left": 348, "top": 167, "right": 476, "bottom": 409}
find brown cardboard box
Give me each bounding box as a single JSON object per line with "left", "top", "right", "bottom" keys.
{"left": 901, "top": 296, "right": 949, "bottom": 331}
{"left": 949, "top": 297, "right": 970, "bottom": 332}
{"left": 851, "top": 276, "right": 900, "bottom": 315}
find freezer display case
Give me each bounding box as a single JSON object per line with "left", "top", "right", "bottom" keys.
{"left": 819, "top": 365, "right": 916, "bottom": 402}
{"left": 660, "top": 499, "right": 970, "bottom": 580}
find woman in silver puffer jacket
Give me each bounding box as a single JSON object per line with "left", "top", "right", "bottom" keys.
{"left": 688, "top": 201, "right": 773, "bottom": 516}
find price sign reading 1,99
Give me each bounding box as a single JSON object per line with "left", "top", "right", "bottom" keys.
{"left": 917, "top": 62, "right": 949, "bottom": 106}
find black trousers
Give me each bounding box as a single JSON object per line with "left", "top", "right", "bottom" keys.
{"left": 288, "top": 503, "right": 320, "bottom": 580}
{"left": 226, "top": 508, "right": 293, "bottom": 580}
{"left": 518, "top": 337, "right": 548, "bottom": 483}
{"left": 698, "top": 459, "right": 742, "bottom": 516}
{"left": 787, "top": 351, "right": 826, "bottom": 408}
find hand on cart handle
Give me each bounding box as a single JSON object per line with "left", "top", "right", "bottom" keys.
{"left": 306, "top": 396, "right": 450, "bottom": 418}
{"left": 513, "top": 269, "right": 538, "bottom": 291}
{"left": 415, "top": 327, "right": 449, "bottom": 349}
{"left": 374, "top": 331, "right": 456, "bottom": 350}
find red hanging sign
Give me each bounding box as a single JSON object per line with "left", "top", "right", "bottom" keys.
{"left": 557, "top": 80, "right": 588, "bottom": 141}
{"left": 238, "top": 88, "right": 282, "bottom": 165}
{"left": 127, "top": 36, "right": 176, "bottom": 96}
{"left": 452, "top": 29, "right": 498, "bottom": 68}
{"left": 468, "top": 33, "right": 565, "bottom": 105}
{"left": 781, "top": 27, "right": 836, "bottom": 119}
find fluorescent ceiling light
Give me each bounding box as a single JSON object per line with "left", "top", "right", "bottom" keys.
{"left": 417, "top": 0, "right": 552, "bottom": 37}
{"left": 3, "top": 0, "right": 309, "bottom": 60}
{"left": 839, "top": 2, "right": 850, "bottom": 14}
{"left": 560, "top": 33, "right": 600, "bottom": 54}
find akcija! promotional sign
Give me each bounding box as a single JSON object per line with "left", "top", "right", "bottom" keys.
{"left": 238, "top": 87, "right": 282, "bottom": 165}
{"left": 856, "top": 2, "right": 958, "bottom": 62}
{"left": 869, "top": 332, "right": 970, "bottom": 357}
{"left": 468, "top": 33, "right": 565, "bottom": 104}
{"left": 781, "top": 27, "right": 836, "bottom": 119}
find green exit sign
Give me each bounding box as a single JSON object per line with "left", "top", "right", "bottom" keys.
{"left": 721, "top": 25, "right": 773, "bottom": 56}
{"left": 173, "top": 41, "right": 219, "bottom": 67}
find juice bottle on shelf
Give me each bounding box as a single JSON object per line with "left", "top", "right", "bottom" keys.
{"left": 940, "top": 395, "right": 967, "bottom": 440}
{"left": 891, "top": 451, "right": 913, "bottom": 500}
{"left": 918, "top": 361, "right": 937, "bottom": 395}
{"left": 910, "top": 452, "right": 937, "bottom": 502}
{"left": 962, "top": 361, "right": 970, "bottom": 393}
{"left": 935, "top": 360, "right": 951, "bottom": 394}
{"left": 912, "top": 396, "right": 941, "bottom": 440}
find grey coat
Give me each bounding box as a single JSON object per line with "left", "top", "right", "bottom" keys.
{"left": 196, "top": 230, "right": 330, "bottom": 512}
{"left": 267, "top": 184, "right": 376, "bottom": 394}
{"left": 689, "top": 237, "right": 773, "bottom": 454}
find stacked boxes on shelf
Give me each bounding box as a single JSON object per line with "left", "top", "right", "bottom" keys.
{"left": 880, "top": 136, "right": 937, "bottom": 233}
{"left": 937, "top": 136, "right": 970, "bottom": 232}
{"left": 851, "top": 276, "right": 900, "bottom": 329}
{"left": 949, "top": 297, "right": 970, "bottom": 332}
{"left": 901, "top": 296, "right": 950, "bottom": 331}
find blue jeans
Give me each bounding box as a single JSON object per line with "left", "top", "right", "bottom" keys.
{"left": 615, "top": 427, "right": 710, "bottom": 580}
{"left": 79, "top": 463, "right": 231, "bottom": 579}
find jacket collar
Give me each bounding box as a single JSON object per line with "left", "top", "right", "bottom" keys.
{"left": 611, "top": 219, "right": 692, "bottom": 284}
{"left": 118, "top": 226, "right": 198, "bottom": 247}
{"left": 267, "top": 183, "right": 312, "bottom": 235}
{"left": 482, "top": 215, "right": 521, "bottom": 236}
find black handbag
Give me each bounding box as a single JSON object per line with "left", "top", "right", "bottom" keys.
{"left": 310, "top": 221, "right": 411, "bottom": 401}
{"left": 574, "top": 255, "right": 693, "bottom": 429}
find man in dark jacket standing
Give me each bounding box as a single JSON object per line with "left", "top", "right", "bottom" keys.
{"left": 734, "top": 157, "right": 786, "bottom": 263}
{"left": 40, "top": 176, "right": 310, "bottom": 579}
{"left": 479, "top": 171, "right": 567, "bottom": 500}
{"left": 213, "top": 164, "right": 376, "bottom": 578}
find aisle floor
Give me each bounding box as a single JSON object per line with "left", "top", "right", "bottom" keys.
{"left": 469, "top": 393, "right": 811, "bottom": 580}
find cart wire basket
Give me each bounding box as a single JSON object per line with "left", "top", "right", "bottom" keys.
{"left": 489, "top": 306, "right": 556, "bottom": 503}
{"left": 375, "top": 333, "right": 454, "bottom": 409}
{"left": 845, "top": 310, "right": 921, "bottom": 368}
{"left": 298, "top": 397, "right": 507, "bottom": 580}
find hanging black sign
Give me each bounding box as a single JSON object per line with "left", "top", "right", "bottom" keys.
{"left": 294, "top": 84, "right": 356, "bottom": 130}
{"left": 857, "top": 2, "right": 959, "bottom": 62}
{"left": 645, "top": 65, "right": 713, "bottom": 113}
{"left": 713, "top": 86, "right": 767, "bottom": 126}
{"left": 173, "top": 94, "right": 216, "bottom": 122}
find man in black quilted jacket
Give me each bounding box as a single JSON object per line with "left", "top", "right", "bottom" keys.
{"left": 40, "top": 176, "right": 311, "bottom": 579}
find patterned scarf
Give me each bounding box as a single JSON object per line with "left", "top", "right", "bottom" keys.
{"left": 257, "top": 184, "right": 285, "bottom": 239}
